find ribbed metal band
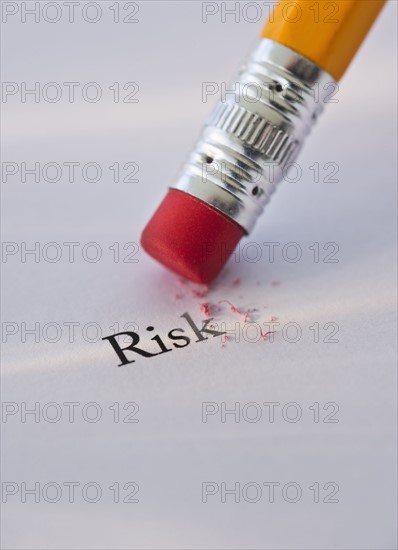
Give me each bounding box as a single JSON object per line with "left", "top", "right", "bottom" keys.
{"left": 172, "top": 38, "right": 336, "bottom": 233}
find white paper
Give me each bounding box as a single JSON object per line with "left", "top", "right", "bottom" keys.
{"left": 2, "top": 2, "right": 397, "bottom": 548}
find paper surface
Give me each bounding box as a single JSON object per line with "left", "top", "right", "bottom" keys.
{"left": 1, "top": 2, "right": 397, "bottom": 548}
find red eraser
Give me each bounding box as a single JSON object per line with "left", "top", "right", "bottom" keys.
{"left": 141, "top": 189, "right": 245, "bottom": 285}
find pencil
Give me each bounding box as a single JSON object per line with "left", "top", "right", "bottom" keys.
{"left": 141, "top": 0, "right": 386, "bottom": 284}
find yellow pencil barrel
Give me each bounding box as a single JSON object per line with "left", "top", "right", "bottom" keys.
{"left": 261, "top": 0, "right": 386, "bottom": 80}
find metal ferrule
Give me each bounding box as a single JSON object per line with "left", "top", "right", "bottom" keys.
{"left": 172, "top": 38, "right": 336, "bottom": 233}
